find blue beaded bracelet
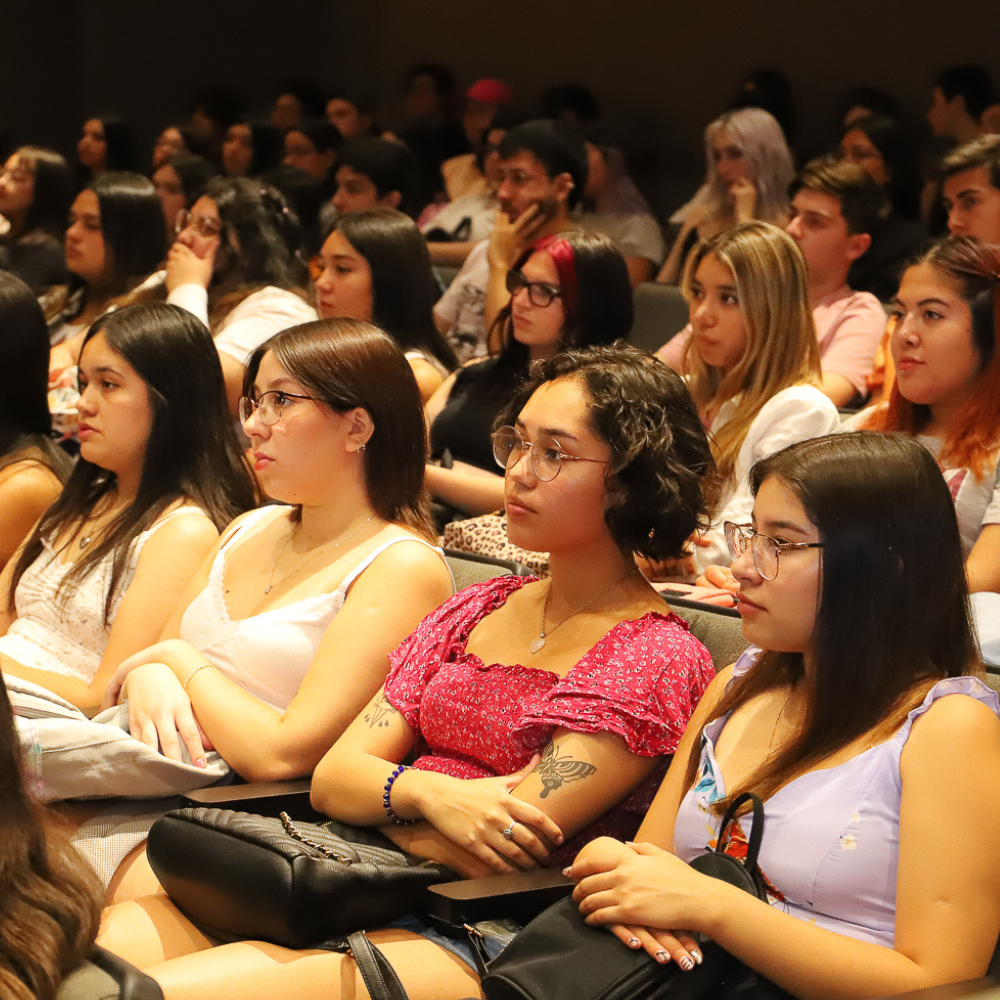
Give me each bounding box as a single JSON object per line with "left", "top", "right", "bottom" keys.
{"left": 383, "top": 764, "right": 417, "bottom": 825}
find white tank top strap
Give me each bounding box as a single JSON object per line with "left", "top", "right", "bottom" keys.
{"left": 217, "top": 505, "right": 286, "bottom": 555}
{"left": 145, "top": 503, "right": 214, "bottom": 537}
{"left": 338, "top": 534, "right": 449, "bottom": 596}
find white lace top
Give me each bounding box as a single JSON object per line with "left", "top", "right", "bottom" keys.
{"left": 0, "top": 507, "right": 213, "bottom": 683}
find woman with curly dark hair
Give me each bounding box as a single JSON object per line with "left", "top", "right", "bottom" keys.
{"left": 164, "top": 176, "right": 317, "bottom": 412}
{"left": 100, "top": 342, "right": 719, "bottom": 998}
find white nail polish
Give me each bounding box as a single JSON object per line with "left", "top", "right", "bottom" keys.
{"left": 679, "top": 955, "right": 695, "bottom": 972}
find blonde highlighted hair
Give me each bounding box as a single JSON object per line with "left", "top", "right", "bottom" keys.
{"left": 682, "top": 221, "right": 821, "bottom": 484}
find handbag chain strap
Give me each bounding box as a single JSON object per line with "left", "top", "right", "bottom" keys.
{"left": 279, "top": 811, "right": 355, "bottom": 864}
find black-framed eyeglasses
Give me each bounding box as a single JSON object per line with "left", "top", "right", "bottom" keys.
{"left": 239, "top": 390, "right": 319, "bottom": 426}
{"left": 175, "top": 208, "right": 222, "bottom": 239}
{"left": 491, "top": 425, "right": 607, "bottom": 482}
{"left": 724, "top": 522, "right": 823, "bottom": 581}
{"left": 505, "top": 269, "right": 561, "bottom": 308}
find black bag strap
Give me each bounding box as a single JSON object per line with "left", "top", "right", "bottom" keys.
{"left": 345, "top": 931, "right": 411, "bottom": 1000}
{"left": 715, "top": 791, "right": 765, "bottom": 870}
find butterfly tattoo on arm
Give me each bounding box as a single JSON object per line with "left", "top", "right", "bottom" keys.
{"left": 537, "top": 741, "right": 597, "bottom": 798}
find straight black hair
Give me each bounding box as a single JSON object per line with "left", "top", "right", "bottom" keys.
{"left": 9, "top": 303, "right": 256, "bottom": 621}
{"left": 90, "top": 172, "right": 167, "bottom": 295}
{"left": 334, "top": 208, "right": 456, "bottom": 370}
{"left": 16, "top": 147, "right": 73, "bottom": 239}
{"left": 0, "top": 272, "right": 70, "bottom": 478}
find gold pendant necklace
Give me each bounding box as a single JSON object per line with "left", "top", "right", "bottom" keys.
{"left": 530, "top": 567, "right": 639, "bottom": 654}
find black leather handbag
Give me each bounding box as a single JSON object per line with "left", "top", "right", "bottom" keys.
{"left": 479, "top": 792, "right": 792, "bottom": 1000}
{"left": 146, "top": 807, "right": 456, "bottom": 949}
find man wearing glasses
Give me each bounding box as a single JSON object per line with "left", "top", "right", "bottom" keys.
{"left": 433, "top": 120, "right": 587, "bottom": 363}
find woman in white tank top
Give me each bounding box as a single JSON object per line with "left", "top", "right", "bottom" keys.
{"left": 0, "top": 303, "right": 255, "bottom": 713}
{"left": 104, "top": 317, "right": 453, "bottom": 791}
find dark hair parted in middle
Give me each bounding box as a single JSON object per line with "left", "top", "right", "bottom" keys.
{"left": 685, "top": 431, "right": 976, "bottom": 809}
{"left": 90, "top": 172, "right": 168, "bottom": 295}
{"left": 333, "top": 208, "right": 457, "bottom": 371}
{"left": 496, "top": 342, "right": 716, "bottom": 561}
{"left": 9, "top": 303, "right": 256, "bottom": 621}
{"left": 243, "top": 318, "right": 434, "bottom": 540}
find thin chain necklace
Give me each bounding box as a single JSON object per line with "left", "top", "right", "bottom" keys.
{"left": 529, "top": 567, "right": 640, "bottom": 655}
{"left": 264, "top": 514, "right": 375, "bottom": 595}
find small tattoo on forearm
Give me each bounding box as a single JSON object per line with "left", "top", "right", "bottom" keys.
{"left": 364, "top": 693, "right": 397, "bottom": 728}
{"left": 537, "top": 742, "right": 596, "bottom": 798}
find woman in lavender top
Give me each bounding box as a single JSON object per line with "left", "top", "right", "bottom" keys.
{"left": 569, "top": 432, "right": 1000, "bottom": 997}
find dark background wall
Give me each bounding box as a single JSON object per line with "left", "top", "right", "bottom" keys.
{"left": 3, "top": 0, "right": 999, "bottom": 213}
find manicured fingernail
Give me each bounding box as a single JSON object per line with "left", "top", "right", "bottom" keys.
{"left": 562, "top": 867, "right": 572, "bottom": 876}
{"left": 692, "top": 949, "right": 703, "bottom": 965}
{"left": 655, "top": 950, "right": 670, "bottom": 964}
{"left": 628, "top": 937, "right": 640, "bottom": 948}
{"left": 195, "top": 758, "right": 206, "bottom": 768}
{"left": 679, "top": 955, "right": 695, "bottom": 972}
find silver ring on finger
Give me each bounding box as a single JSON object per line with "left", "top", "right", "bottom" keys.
{"left": 502, "top": 821, "right": 517, "bottom": 841}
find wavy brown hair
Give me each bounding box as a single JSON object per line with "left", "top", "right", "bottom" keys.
{"left": 0, "top": 680, "right": 102, "bottom": 998}
{"left": 496, "top": 342, "right": 717, "bottom": 561}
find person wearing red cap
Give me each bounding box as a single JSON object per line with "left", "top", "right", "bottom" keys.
{"left": 440, "top": 78, "right": 515, "bottom": 203}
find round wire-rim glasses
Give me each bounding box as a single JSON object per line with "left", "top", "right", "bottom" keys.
{"left": 723, "top": 521, "right": 823, "bottom": 581}
{"left": 491, "top": 425, "right": 607, "bottom": 482}
{"left": 239, "top": 390, "right": 319, "bottom": 426}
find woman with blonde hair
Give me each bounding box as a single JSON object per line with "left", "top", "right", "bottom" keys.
{"left": 657, "top": 108, "right": 795, "bottom": 284}
{"left": 675, "top": 221, "right": 840, "bottom": 573}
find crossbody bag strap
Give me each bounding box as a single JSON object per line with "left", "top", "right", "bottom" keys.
{"left": 345, "top": 930, "right": 412, "bottom": 1000}
{"left": 716, "top": 791, "right": 765, "bottom": 869}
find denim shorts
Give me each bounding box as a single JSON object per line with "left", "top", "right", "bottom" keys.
{"left": 385, "top": 912, "right": 522, "bottom": 970}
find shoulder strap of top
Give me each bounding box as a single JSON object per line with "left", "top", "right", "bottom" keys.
{"left": 897, "top": 675, "right": 1000, "bottom": 745}
{"left": 339, "top": 535, "right": 449, "bottom": 596}
{"left": 146, "top": 504, "right": 213, "bottom": 535}
{"left": 216, "top": 505, "right": 287, "bottom": 555}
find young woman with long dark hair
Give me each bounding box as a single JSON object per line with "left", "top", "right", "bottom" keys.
{"left": 568, "top": 431, "right": 1000, "bottom": 997}
{"left": 0, "top": 273, "right": 71, "bottom": 569}
{"left": 0, "top": 303, "right": 255, "bottom": 712}
{"left": 425, "top": 229, "right": 634, "bottom": 516}
{"left": 0, "top": 146, "right": 73, "bottom": 293}
{"left": 314, "top": 207, "right": 456, "bottom": 400}
{"left": 49, "top": 172, "right": 167, "bottom": 354}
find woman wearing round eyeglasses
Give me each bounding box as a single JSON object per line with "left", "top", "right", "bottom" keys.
{"left": 94, "top": 317, "right": 453, "bottom": 910}
{"left": 425, "top": 229, "right": 633, "bottom": 520}
{"left": 163, "top": 176, "right": 316, "bottom": 415}
{"left": 100, "top": 343, "right": 719, "bottom": 1000}
{"left": 567, "top": 431, "right": 1000, "bottom": 997}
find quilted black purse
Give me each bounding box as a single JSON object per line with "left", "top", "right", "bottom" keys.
{"left": 479, "top": 792, "right": 791, "bottom": 1000}
{"left": 146, "top": 807, "right": 456, "bottom": 949}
